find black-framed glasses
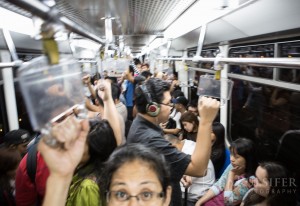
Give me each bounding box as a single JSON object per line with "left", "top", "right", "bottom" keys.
{"left": 106, "top": 191, "right": 164, "bottom": 203}
{"left": 160, "top": 103, "right": 174, "bottom": 108}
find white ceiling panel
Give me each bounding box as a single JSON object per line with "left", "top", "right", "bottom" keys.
{"left": 205, "top": 19, "right": 248, "bottom": 45}
{"left": 222, "top": 0, "right": 300, "bottom": 36}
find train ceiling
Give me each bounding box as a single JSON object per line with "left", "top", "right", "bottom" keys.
{"left": 1, "top": 0, "right": 300, "bottom": 56}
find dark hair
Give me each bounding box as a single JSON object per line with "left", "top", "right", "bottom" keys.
{"left": 79, "top": 120, "right": 117, "bottom": 178}
{"left": 261, "top": 162, "right": 296, "bottom": 206}
{"left": 230, "top": 138, "right": 257, "bottom": 178}
{"left": 101, "top": 144, "right": 170, "bottom": 197}
{"left": 0, "top": 147, "right": 21, "bottom": 192}
{"left": 180, "top": 111, "right": 199, "bottom": 127}
{"left": 129, "top": 65, "right": 134, "bottom": 75}
{"left": 243, "top": 162, "right": 296, "bottom": 206}
{"left": 211, "top": 122, "right": 226, "bottom": 177}
{"left": 135, "top": 78, "right": 171, "bottom": 114}
{"left": 171, "top": 90, "right": 184, "bottom": 99}
{"left": 140, "top": 71, "right": 152, "bottom": 79}
{"left": 133, "top": 58, "right": 141, "bottom": 65}
{"left": 111, "top": 83, "right": 121, "bottom": 101}
{"left": 188, "top": 100, "right": 198, "bottom": 108}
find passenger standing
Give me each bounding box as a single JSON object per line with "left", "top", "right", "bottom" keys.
{"left": 2, "top": 129, "right": 33, "bottom": 157}
{"left": 0, "top": 147, "right": 21, "bottom": 206}
{"left": 127, "top": 78, "right": 220, "bottom": 206}
{"left": 162, "top": 96, "right": 188, "bottom": 136}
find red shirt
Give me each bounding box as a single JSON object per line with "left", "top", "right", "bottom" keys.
{"left": 15, "top": 152, "right": 49, "bottom": 206}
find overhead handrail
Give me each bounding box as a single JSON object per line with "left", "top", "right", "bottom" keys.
{"left": 158, "top": 57, "right": 300, "bottom": 69}
{"left": 6, "top": 0, "right": 105, "bottom": 45}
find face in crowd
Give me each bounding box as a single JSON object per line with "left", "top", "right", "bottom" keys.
{"left": 103, "top": 144, "right": 172, "bottom": 206}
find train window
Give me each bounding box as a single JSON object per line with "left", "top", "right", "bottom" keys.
{"left": 14, "top": 79, "right": 33, "bottom": 134}
{"left": 229, "top": 44, "right": 274, "bottom": 79}
{"left": 230, "top": 78, "right": 300, "bottom": 161}
{"left": 278, "top": 41, "right": 300, "bottom": 84}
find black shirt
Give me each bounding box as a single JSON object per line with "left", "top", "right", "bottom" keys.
{"left": 127, "top": 115, "right": 191, "bottom": 206}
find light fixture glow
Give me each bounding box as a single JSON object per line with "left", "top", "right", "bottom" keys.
{"left": 0, "top": 7, "right": 35, "bottom": 36}
{"left": 71, "top": 39, "right": 101, "bottom": 50}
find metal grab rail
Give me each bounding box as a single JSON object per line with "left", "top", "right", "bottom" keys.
{"left": 0, "top": 61, "right": 23, "bottom": 68}
{"left": 158, "top": 57, "right": 300, "bottom": 69}
{"left": 6, "top": 0, "right": 105, "bottom": 45}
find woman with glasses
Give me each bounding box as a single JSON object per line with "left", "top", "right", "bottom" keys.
{"left": 101, "top": 144, "right": 172, "bottom": 206}
{"left": 39, "top": 125, "right": 172, "bottom": 206}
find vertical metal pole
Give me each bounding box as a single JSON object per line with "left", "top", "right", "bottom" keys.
{"left": 181, "top": 50, "right": 188, "bottom": 98}
{"left": 219, "top": 45, "right": 229, "bottom": 142}
{"left": 2, "top": 68, "right": 19, "bottom": 130}
{"left": 195, "top": 24, "right": 207, "bottom": 57}
{"left": 166, "top": 40, "right": 172, "bottom": 58}
{"left": 2, "top": 29, "right": 19, "bottom": 61}
{"left": 273, "top": 43, "right": 279, "bottom": 80}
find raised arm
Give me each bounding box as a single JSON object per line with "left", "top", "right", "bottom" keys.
{"left": 39, "top": 117, "right": 90, "bottom": 206}
{"left": 97, "top": 80, "right": 123, "bottom": 145}
{"left": 185, "top": 97, "right": 220, "bottom": 177}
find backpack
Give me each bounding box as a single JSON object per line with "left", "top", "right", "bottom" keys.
{"left": 26, "top": 134, "right": 41, "bottom": 183}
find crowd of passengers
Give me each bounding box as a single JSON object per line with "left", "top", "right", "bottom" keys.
{"left": 0, "top": 58, "right": 298, "bottom": 206}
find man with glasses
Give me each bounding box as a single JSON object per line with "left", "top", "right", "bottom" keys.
{"left": 127, "top": 78, "right": 220, "bottom": 206}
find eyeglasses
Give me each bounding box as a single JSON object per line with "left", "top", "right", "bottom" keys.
{"left": 106, "top": 191, "right": 164, "bottom": 204}
{"left": 160, "top": 103, "right": 174, "bottom": 108}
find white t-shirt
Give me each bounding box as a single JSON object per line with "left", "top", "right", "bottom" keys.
{"left": 169, "top": 109, "right": 182, "bottom": 129}
{"left": 180, "top": 139, "right": 216, "bottom": 202}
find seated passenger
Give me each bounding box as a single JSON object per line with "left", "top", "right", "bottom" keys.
{"left": 241, "top": 162, "right": 297, "bottom": 206}
{"left": 195, "top": 138, "right": 257, "bottom": 206}
{"left": 211, "top": 122, "right": 227, "bottom": 179}
{"left": 164, "top": 134, "right": 215, "bottom": 206}
{"left": 180, "top": 116, "right": 226, "bottom": 179}
{"left": 180, "top": 111, "right": 199, "bottom": 141}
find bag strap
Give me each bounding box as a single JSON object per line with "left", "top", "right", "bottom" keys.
{"left": 26, "top": 143, "right": 38, "bottom": 183}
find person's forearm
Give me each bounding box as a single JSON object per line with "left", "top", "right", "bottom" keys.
{"left": 162, "top": 128, "right": 180, "bottom": 135}
{"left": 103, "top": 98, "right": 122, "bottom": 145}
{"left": 87, "top": 83, "right": 96, "bottom": 99}
{"left": 196, "top": 189, "right": 215, "bottom": 206}
{"left": 43, "top": 174, "right": 72, "bottom": 206}
{"left": 189, "top": 121, "right": 212, "bottom": 176}
{"left": 225, "top": 172, "right": 234, "bottom": 191}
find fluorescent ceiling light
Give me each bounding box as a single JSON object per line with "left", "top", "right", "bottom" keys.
{"left": 164, "top": 0, "right": 238, "bottom": 39}
{"left": 71, "top": 39, "right": 101, "bottom": 51}
{"left": 149, "top": 38, "right": 168, "bottom": 50}
{"left": 0, "top": 7, "right": 35, "bottom": 36}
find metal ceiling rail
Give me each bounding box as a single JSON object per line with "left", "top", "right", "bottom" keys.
{"left": 6, "top": 0, "right": 105, "bottom": 45}
{"left": 187, "top": 66, "right": 300, "bottom": 92}
{"left": 158, "top": 57, "right": 300, "bottom": 69}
